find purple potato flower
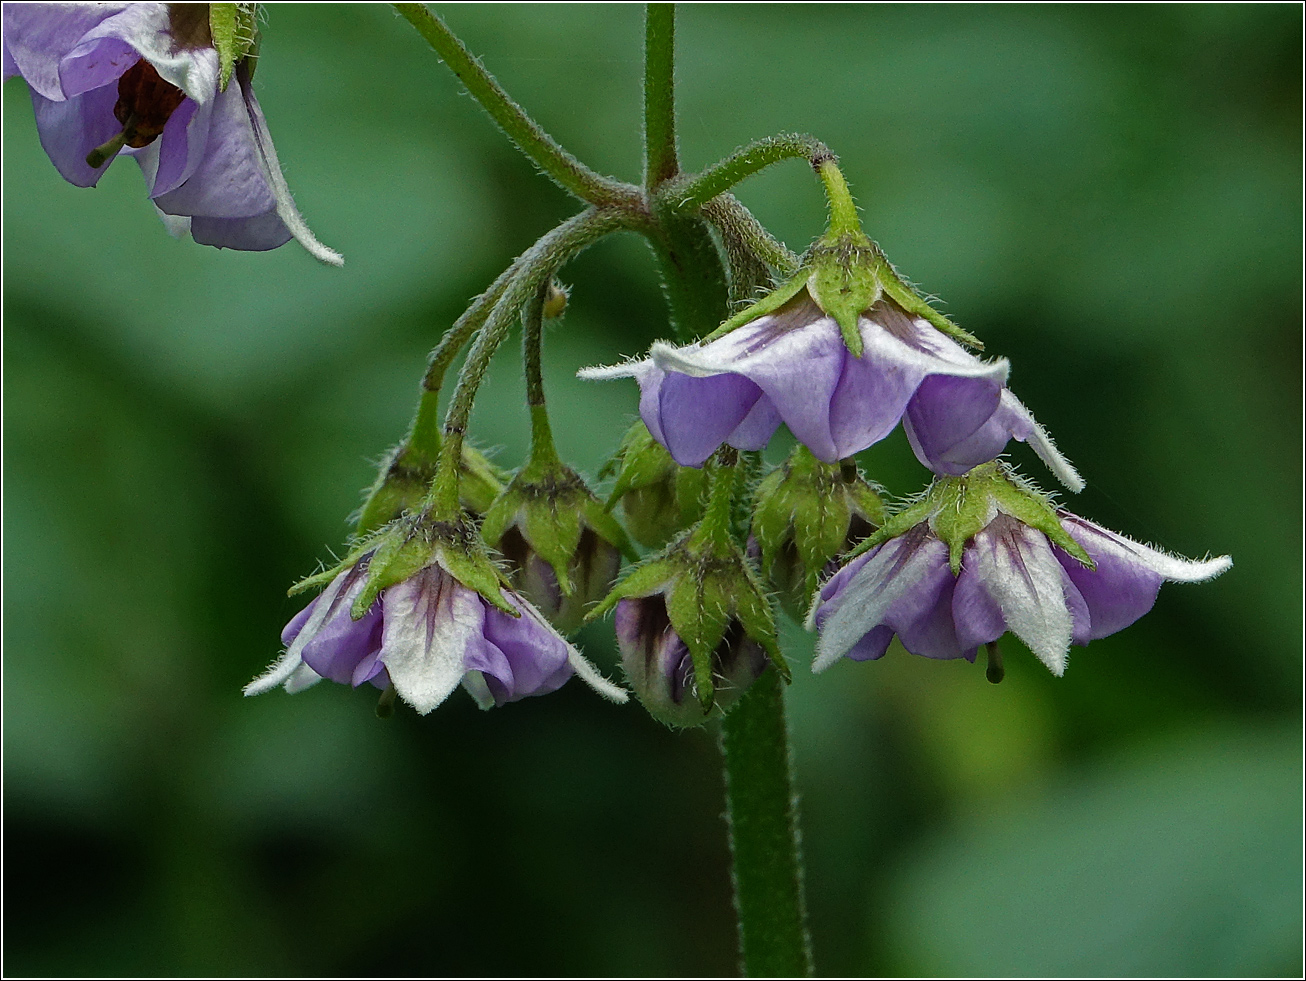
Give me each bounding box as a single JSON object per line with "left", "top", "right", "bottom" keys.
{"left": 3, "top": 2, "right": 340, "bottom": 263}
{"left": 809, "top": 508, "right": 1231, "bottom": 676}
{"left": 580, "top": 292, "right": 1081, "bottom": 490}
{"left": 246, "top": 555, "right": 626, "bottom": 713}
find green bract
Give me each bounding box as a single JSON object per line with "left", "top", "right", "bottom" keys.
{"left": 601, "top": 421, "right": 708, "bottom": 548}
{"left": 848, "top": 462, "right": 1095, "bottom": 576}
{"left": 589, "top": 502, "right": 787, "bottom": 718}
{"left": 209, "top": 2, "right": 259, "bottom": 91}
{"left": 480, "top": 449, "right": 635, "bottom": 633}
{"left": 752, "top": 446, "right": 885, "bottom": 619}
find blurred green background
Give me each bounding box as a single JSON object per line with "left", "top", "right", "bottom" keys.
{"left": 4, "top": 4, "right": 1301, "bottom": 976}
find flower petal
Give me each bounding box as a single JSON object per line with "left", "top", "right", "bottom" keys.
{"left": 969, "top": 515, "right": 1074, "bottom": 675}
{"left": 29, "top": 85, "right": 120, "bottom": 186}
{"left": 653, "top": 369, "right": 766, "bottom": 467}
{"left": 813, "top": 525, "right": 947, "bottom": 671}
{"left": 1055, "top": 513, "right": 1231, "bottom": 640}
{"left": 378, "top": 567, "right": 483, "bottom": 715}
{"left": 3, "top": 2, "right": 129, "bottom": 101}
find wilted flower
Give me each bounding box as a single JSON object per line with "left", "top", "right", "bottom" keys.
{"left": 809, "top": 463, "right": 1231, "bottom": 676}
{"left": 3, "top": 2, "right": 340, "bottom": 262}
{"left": 615, "top": 595, "right": 769, "bottom": 728}
{"left": 246, "top": 548, "right": 626, "bottom": 714}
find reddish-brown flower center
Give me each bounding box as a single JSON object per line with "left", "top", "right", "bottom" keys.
{"left": 114, "top": 58, "right": 187, "bottom": 148}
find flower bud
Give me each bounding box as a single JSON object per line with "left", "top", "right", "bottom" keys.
{"left": 480, "top": 458, "right": 635, "bottom": 633}
{"left": 600, "top": 421, "right": 707, "bottom": 548}
{"left": 355, "top": 441, "right": 506, "bottom": 537}
{"left": 752, "top": 446, "right": 885, "bottom": 619}
{"left": 587, "top": 502, "right": 786, "bottom": 726}
{"left": 615, "top": 596, "right": 768, "bottom": 728}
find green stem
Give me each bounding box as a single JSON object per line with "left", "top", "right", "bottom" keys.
{"left": 664, "top": 134, "right": 833, "bottom": 214}
{"left": 702, "top": 194, "right": 800, "bottom": 276}
{"left": 522, "top": 281, "right": 560, "bottom": 467}
{"left": 428, "top": 207, "right": 632, "bottom": 515}
{"left": 694, "top": 446, "right": 739, "bottom": 547}
{"left": 643, "top": 3, "right": 679, "bottom": 191}
{"left": 721, "top": 669, "right": 814, "bottom": 977}
{"left": 816, "top": 157, "right": 861, "bottom": 237}
{"left": 393, "top": 3, "right": 640, "bottom": 208}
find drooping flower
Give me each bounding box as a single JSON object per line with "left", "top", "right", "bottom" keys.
{"left": 808, "top": 463, "right": 1231, "bottom": 676}
{"left": 246, "top": 544, "right": 626, "bottom": 714}
{"left": 580, "top": 258, "right": 1080, "bottom": 490}
{"left": 2, "top": 2, "right": 341, "bottom": 263}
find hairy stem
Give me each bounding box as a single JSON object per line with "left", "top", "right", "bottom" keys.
{"left": 521, "top": 281, "right": 560, "bottom": 466}
{"left": 721, "top": 669, "right": 814, "bottom": 977}
{"left": 393, "top": 3, "right": 640, "bottom": 208}
{"left": 427, "top": 208, "right": 633, "bottom": 514}
{"left": 643, "top": 3, "right": 679, "bottom": 191}
{"left": 664, "top": 134, "right": 834, "bottom": 214}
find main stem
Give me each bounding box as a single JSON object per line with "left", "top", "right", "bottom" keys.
{"left": 643, "top": 3, "right": 679, "bottom": 190}
{"left": 721, "top": 670, "right": 814, "bottom": 977}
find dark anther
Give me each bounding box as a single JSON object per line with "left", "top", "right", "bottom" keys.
{"left": 85, "top": 58, "right": 187, "bottom": 168}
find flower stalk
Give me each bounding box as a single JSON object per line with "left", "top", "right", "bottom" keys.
{"left": 392, "top": 2, "right": 640, "bottom": 209}
{"left": 643, "top": 3, "right": 679, "bottom": 191}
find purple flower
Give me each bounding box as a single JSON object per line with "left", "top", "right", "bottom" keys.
{"left": 615, "top": 595, "right": 769, "bottom": 728}
{"left": 809, "top": 509, "right": 1231, "bottom": 676}
{"left": 580, "top": 293, "right": 1080, "bottom": 489}
{"left": 3, "top": 2, "right": 341, "bottom": 263}
{"left": 246, "top": 555, "right": 626, "bottom": 713}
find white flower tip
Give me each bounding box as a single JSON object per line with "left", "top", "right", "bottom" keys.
{"left": 1025, "top": 418, "right": 1085, "bottom": 493}
{"left": 649, "top": 341, "right": 724, "bottom": 379}
{"left": 301, "top": 236, "right": 344, "bottom": 267}
{"left": 1038, "top": 647, "right": 1067, "bottom": 677}
{"left": 1167, "top": 552, "right": 1233, "bottom": 583}
{"left": 243, "top": 649, "right": 301, "bottom": 696}
{"left": 567, "top": 648, "right": 629, "bottom": 703}
{"left": 577, "top": 360, "right": 644, "bottom": 381}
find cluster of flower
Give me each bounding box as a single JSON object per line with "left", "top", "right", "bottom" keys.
{"left": 6, "top": 4, "right": 1231, "bottom": 728}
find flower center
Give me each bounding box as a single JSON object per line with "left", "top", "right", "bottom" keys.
{"left": 85, "top": 59, "right": 187, "bottom": 168}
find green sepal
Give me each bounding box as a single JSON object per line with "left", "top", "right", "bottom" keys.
{"left": 210, "top": 3, "right": 258, "bottom": 91}
{"left": 844, "top": 494, "right": 935, "bottom": 563}
{"left": 436, "top": 539, "right": 516, "bottom": 615}
{"left": 287, "top": 547, "right": 366, "bottom": 598}
{"left": 732, "top": 551, "right": 788, "bottom": 681}
{"left": 603, "top": 421, "right": 708, "bottom": 548}
{"left": 807, "top": 234, "right": 884, "bottom": 358}
{"left": 990, "top": 473, "right": 1095, "bottom": 570}
{"left": 929, "top": 471, "right": 998, "bottom": 575}
{"left": 668, "top": 570, "right": 732, "bottom": 712}
{"left": 584, "top": 552, "right": 682, "bottom": 624}
{"left": 580, "top": 496, "right": 638, "bottom": 562}
{"left": 846, "top": 477, "right": 888, "bottom": 528}
{"left": 701, "top": 271, "right": 809, "bottom": 343}
{"left": 880, "top": 272, "right": 984, "bottom": 351}
{"left": 351, "top": 516, "right": 515, "bottom": 619}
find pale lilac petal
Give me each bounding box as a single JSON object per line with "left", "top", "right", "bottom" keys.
{"left": 2, "top": 2, "right": 128, "bottom": 100}
{"left": 969, "top": 515, "right": 1074, "bottom": 675}
{"left": 476, "top": 594, "right": 574, "bottom": 705}
{"left": 952, "top": 553, "right": 1007, "bottom": 652}
{"left": 283, "top": 662, "right": 325, "bottom": 694}
{"left": 813, "top": 526, "right": 946, "bottom": 670}
{"left": 902, "top": 374, "right": 1004, "bottom": 474}
{"left": 654, "top": 370, "right": 765, "bottom": 467}
{"left": 378, "top": 568, "right": 483, "bottom": 715}
{"left": 280, "top": 602, "right": 315, "bottom": 648}
{"left": 62, "top": 4, "right": 216, "bottom": 103}
{"left": 889, "top": 561, "right": 965, "bottom": 660}
{"left": 1055, "top": 513, "right": 1231, "bottom": 640}
{"left": 726, "top": 393, "right": 783, "bottom": 452}
{"left": 189, "top": 211, "right": 292, "bottom": 251}
{"left": 805, "top": 548, "right": 875, "bottom": 630}
{"left": 145, "top": 94, "right": 212, "bottom": 195}
{"left": 4, "top": 35, "right": 19, "bottom": 79}
{"left": 846, "top": 625, "right": 894, "bottom": 662}
{"left": 152, "top": 75, "right": 274, "bottom": 218}
{"left": 29, "top": 85, "right": 119, "bottom": 186}
{"left": 300, "top": 603, "right": 383, "bottom": 686}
